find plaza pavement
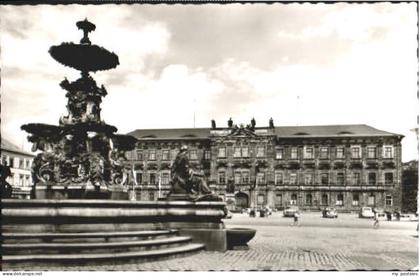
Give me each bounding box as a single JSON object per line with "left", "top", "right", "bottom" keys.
{"left": 22, "top": 212, "right": 419, "bottom": 271}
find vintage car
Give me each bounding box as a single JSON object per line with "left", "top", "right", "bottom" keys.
{"left": 322, "top": 207, "right": 338, "bottom": 218}
{"left": 283, "top": 206, "right": 299, "bottom": 217}
{"left": 373, "top": 208, "right": 386, "bottom": 220}
{"left": 359, "top": 207, "right": 375, "bottom": 218}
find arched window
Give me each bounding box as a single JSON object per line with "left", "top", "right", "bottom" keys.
{"left": 321, "top": 194, "right": 328, "bottom": 205}
{"left": 290, "top": 194, "right": 297, "bottom": 205}
{"left": 306, "top": 194, "right": 313, "bottom": 205}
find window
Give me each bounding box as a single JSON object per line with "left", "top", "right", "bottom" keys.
{"left": 385, "top": 195, "right": 393, "bottom": 206}
{"left": 336, "top": 147, "right": 344, "bottom": 159}
{"left": 1, "top": 155, "right": 7, "bottom": 165}
{"left": 367, "top": 147, "right": 376, "bottom": 159}
{"left": 289, "top": 173, "right": 297, "bottom": 185}
{"left": 351, "top": 146, "right": 361, "bottom": 159}
{"left": 321, "top": 173, "right": 329, "bottom": 185}
{"left": 304, "top": 173, "right": 313, "bottom": 185}
{"left": 149, "top": 191, "right": 155, "bottom": 201}
{"left": 135, "top": 172, "right": 142, "bottom": 184}
{"left": 336, "top": 172, "right": 345, "bottom": 185}
{"left": 353, "top": 172, "right": 361, "bottom": 185}
{"left": 383, "top": 146, "right": 394, "bottom": 159}
{"left": 368, "top": 172, "right": 376, "bottom": 185}
{"left": 275, "top": 194, "right": 283, "bottom": 208}
{"left": 189, "top": 150, "right": 198, "bottom": 160}
{"left": 162, "top": 150, "right": 169, "bottom": 161}
{"left": 336, "top": 194, "right": 344, "bottom": 206}
{"left": 204, "top": 150, "right": 211, "bottom": 160}
{"left": 275, "top": 148, "right": 284, "bottom": 159}
{"left": 136, "top": 151, "right": 143, "bottom": 160}
{"left": 233, "top": 147, "right": 241, "bottom": 158}
{"left": 242, "top": 171, "right": 249, "bottom": 184}
{"left": 218, "top": 147, "right": 226, "bottom": 158}
{"left": 241, "top": 147, "right": 249, "bottom": 158}
{"left": 170, "top": 149, "right": 178, "bottom": 160}
{"left": 385, "top": 172, "right": 393, "bottom": 185}
{"left": 19, "top": 175, "right": 24, "bottom": 186}
{"left": 25, "top": 175, "right": 30, "bottom": 186}
{"left": 290, "top": 194, "right": 297, "bottom": 205}
{"left": 256, "top": 146, "right": 265, "bottom": 157}
{"left": 275, "top": 171, "right": 283, "bottom": 185}
{"left": 9, "top": 157, "right": 14, "bottom": 168}
{"left": 149, "top": 173, "right": 156, "bottom": 185}
{"left": 304, "top": 147, "right": 314, "bottom": 159}
{"left": 256, "top": 172, "right": 265, "bottom": 185}
{"left": 319, "top": 147, "right": 329, "bottom": 159}
{"left": 368, "top": 194, "right": 375, "bottom": 206}
{"left": 321, "top": 194, "right": 328, "bottom": 205}
{"left": 306, "top": 194, "right": 313, "bottom": 205}
{"left": 26, "top": 160, "right": 30, "bottom": 169}
{"left": 149, "top": 150, "right": 156, "bottom": 161}
{"left": 219, "top": 171, "right": 226, "bottom": 184}
{"left": 352, "top": 194, "right": 359, "bottom": 206}
{"left": 234, "top": 171, "right": 241, "bottom": 184}
{"left": 257, "top": 195, "right": 265, "bottom": 205}
{"left": 290, "top": 148, "right": 298, "bottom": 159}
{"left": 19, "top": 159, "right": 24, "bottom": 169}
{"left": 161, "top": 172, "right": 170, "bottom": 185}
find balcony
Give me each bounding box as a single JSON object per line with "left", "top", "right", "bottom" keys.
{"left": 382, "top": 161, "right": 395, "bottom": 169}
{"left": 287, "top": 162, "right": 300, "bottom": 170}
{"left": 365, "top": 161, "right": 378, "bottom": 170}
{"left": 333, "top": 162, "right": 345, "bottom": 170}
{"left": 303, "top": 160, "right": 315, "bottom": 169}
{"left": 318, "top": 162, "right": 330, "bottom": 170}
{"left": 349, "top": 161, "right": 363, "bottom": 169}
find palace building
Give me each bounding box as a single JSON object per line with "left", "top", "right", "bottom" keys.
{"left": 126, "top": 119, "right": 403, "bottom": 212}
{"left": 1, "top": 138, "right": 35, "bottom": 199}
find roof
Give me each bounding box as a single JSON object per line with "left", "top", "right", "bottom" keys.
{"left": 128, "top": 124, "right": 402, "bottom": 140}
{"left": 273, "top": 124, "right": 402, "bottom": 138}
{"left": 128, "top": 128, "right": 211, "bottom": 140}
{"left": 1, "top": 138, "right": 34, "bottom": 157}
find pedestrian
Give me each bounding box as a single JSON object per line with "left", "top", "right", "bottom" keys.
{"left": 386, "top": 212, "right": 392, "bottom": 221}
{"left": 293, "top": 211, "right": 300, "bottom": 226}
{"left": 373, "top": 212, "right": 379, "bottom": 229}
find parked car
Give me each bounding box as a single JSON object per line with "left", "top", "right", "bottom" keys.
{"left": 322, "top": 207, "right": 338, "bottom": 218}
{"left": 283, "top": 206, "right": 299, "bottom": 217}
{"left": 359, "top": 207, "right": 375, "bottom": 218}
{"left": 400, "top": 213, "right": 416, "bottom": 221}
{"left": 373, "top": 208, "right": 386, "bottom": 220}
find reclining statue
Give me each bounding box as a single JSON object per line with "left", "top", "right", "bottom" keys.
{"left": 168, "top": 145, "right": 220, "bottom": 201}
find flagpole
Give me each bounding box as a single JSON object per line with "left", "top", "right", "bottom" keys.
{"left": 158, "top": 174, "right": 161, "bottom": 199}
{"left": 130, "top": 163, "right": 137, "bottom": 201}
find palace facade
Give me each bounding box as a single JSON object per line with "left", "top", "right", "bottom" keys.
{"left": 126, "top": 119, "right": 403, "bottom": 212}
{"left": 1, "top": 138, "right": 35, "bottom": 199}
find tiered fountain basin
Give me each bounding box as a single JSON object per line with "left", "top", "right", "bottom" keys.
{"left": 2, "top": 199, "right": 228, "bottom": 252}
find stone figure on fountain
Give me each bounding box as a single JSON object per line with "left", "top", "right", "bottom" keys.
{"left": 167, "top": 145, "right": 220, "bottom": 201}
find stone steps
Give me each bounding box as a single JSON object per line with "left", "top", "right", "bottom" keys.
{"left": 3, "top": 236, "right": 193, "bottom": 255}
{"left": 3, "top": 229, "right": 178, "bottom": 243}
{"left": 3, "top": 243, "right": 205, "bottom": 268}
{"left": 2, "top": 229, "right": 204, "bottom": 268}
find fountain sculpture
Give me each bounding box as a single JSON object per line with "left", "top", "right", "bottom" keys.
{"left": 21, "top": 19, "right": 137, "bottom": 199}
{"left": 2, "top": 20, "right": 250, "bottom": 269}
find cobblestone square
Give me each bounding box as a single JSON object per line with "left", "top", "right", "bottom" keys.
{"left": 26, "top": 212, "right": 418, "bottom": 271}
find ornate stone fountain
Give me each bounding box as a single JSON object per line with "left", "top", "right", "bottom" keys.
{"left": 21, "top": 19, "right": 137, "bottom": 199}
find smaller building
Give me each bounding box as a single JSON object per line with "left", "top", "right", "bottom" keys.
{"left": 1, "top": 138, "right": 35, "bottom": 199}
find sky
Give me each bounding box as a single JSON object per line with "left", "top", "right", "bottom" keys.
{"left": 0, "top": 3, "right": 418, "bottom": 162}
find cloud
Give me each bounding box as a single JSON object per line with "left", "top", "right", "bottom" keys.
{"left": 0, "top": 3, "right": 417, "bottom": 162}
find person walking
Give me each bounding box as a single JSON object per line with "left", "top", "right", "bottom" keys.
{"left": 293, "top": 211, "right": 300, "bottom": 226}
{"left": 373, "top": 211, "right": 380, "bottom": 229}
